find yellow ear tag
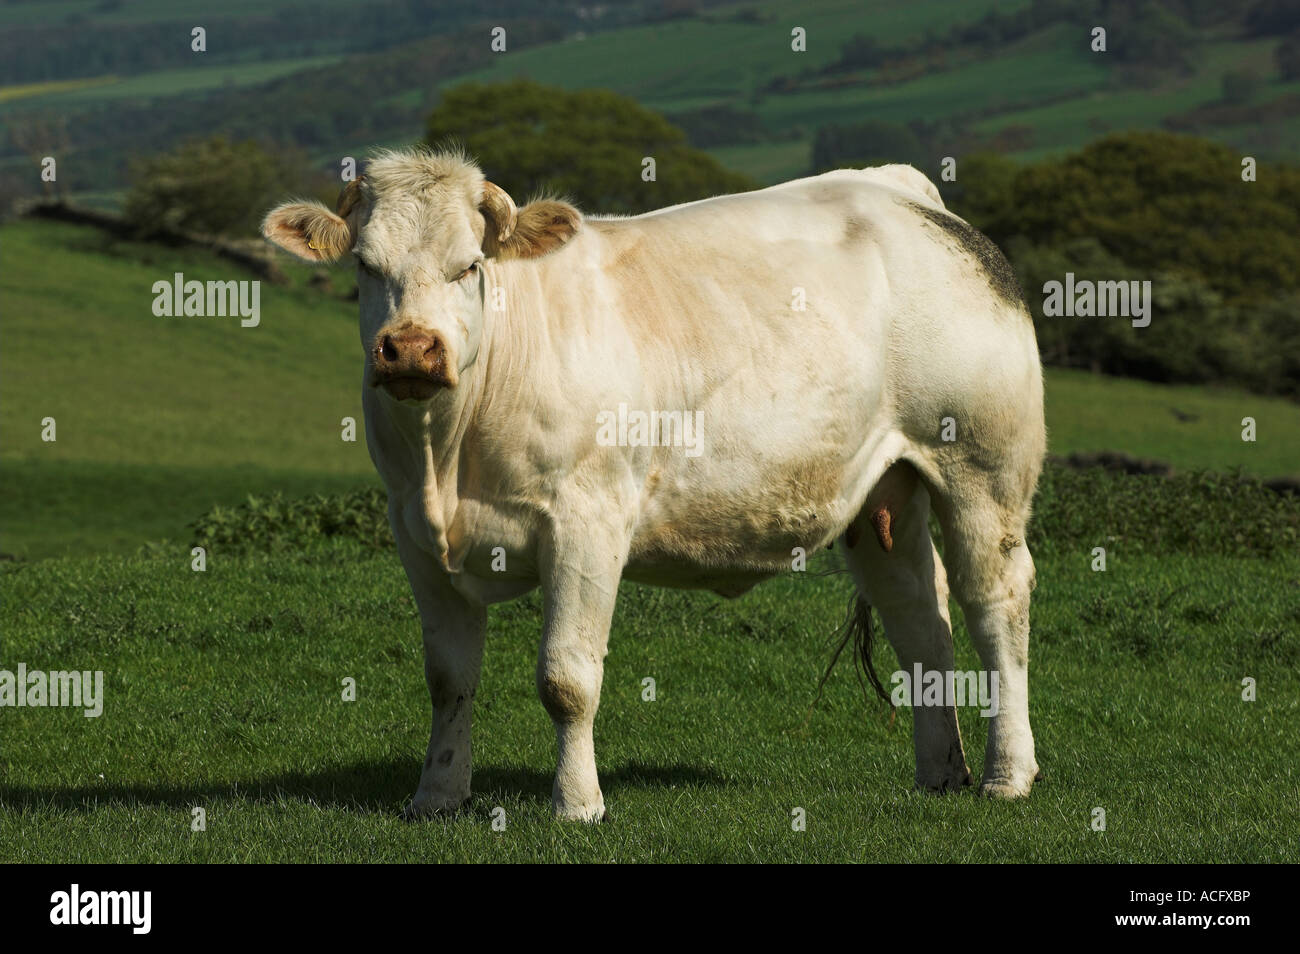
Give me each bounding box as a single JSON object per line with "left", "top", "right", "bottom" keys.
{"left": 307, "top": 238, "right": 322, "bottom": 251}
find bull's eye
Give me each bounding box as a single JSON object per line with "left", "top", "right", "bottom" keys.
{"left": 456, "top": 262, "right": 481, "bottom": 282}
{"left": 355, "top": 256, "right": 380, "bottom": 278}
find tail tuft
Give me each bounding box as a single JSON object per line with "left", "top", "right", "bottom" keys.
{"left": 806, "top": 594, "right": 893, "bottom": 726}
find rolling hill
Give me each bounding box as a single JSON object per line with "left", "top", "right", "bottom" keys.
{"left": 4, "top": 0, "right": 1298, "bottom": 206}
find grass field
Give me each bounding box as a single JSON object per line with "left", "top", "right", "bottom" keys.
{"left": 1044, "top": 370, "right": 1300, "bottom": 477}
{"left": 0, "top": 55, "right": 346, "bottom": 109}
{"left": 3, "top": 0, "right": 1298, "bottom": 870}
{"left": 2, "top": 536, "right": 1296, "bottom": 863}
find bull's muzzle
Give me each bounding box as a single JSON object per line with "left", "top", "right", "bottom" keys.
{"left": 370, "top": 328, "right": 457, "bottom": 400}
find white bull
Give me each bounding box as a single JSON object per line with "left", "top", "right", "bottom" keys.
{"left": 264, "top": 149, "right": 1045, "bottom": 821}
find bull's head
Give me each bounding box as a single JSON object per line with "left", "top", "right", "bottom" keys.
{"left": 262, "top": 149, "right": 580, "bottom": 402}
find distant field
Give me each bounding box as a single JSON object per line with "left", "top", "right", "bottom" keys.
{"left": 743, "top": 25, "right": 1111, "bottom": 133}
{"left": 0, "top": 75, "right": 118, "bottom": 103}
{"left": 10, "top": 0, "right": 1293, "bottom": 203}
{"left": 0, "top": 0, "right": 306, "bottom": 28}
{"left": 0, "top": 54, "right": 345, "bottom": 110}
{"left": 1045, "top": 370, "right": 1300, "bottom": 478}
{"left": 434, "top": 1, "right": 1290, "bottom": 182}
{"left": 453, "top": 0, "right": 1032, "bottom": 101}
{"left": 706, "top": 140, "right": 811, "bottom": 185}
{"left": 977, "top": 38, "right": 1300, "bottom": 161}
{"left": 2, "top": 218, "right": 1295, "bottom": 561}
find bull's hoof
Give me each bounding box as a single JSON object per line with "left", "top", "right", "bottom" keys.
{"left": 402, "top": 795, "right": 467, "bottom": 821}
{"left": 915, "top": 773, "right": 972, "bottom": 795}
{"left": 915, "top": 761, "right": 973, "bottom": 794}
{"left": 977, "top": 775, "right": 1036, "bottom": 799}
{"left": 552, "top": 798, "right": 607, "bottom": 823}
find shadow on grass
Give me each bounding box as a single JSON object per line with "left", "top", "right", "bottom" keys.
{"left": 0, "top": 758, "right": 736, "bottom": 817}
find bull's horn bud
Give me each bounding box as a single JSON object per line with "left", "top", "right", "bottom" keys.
{"left": 336, "top": 176, "right": 366, "bottom": 218}
{"left": 481, "top": 180, "right": 518, "bottom": 243}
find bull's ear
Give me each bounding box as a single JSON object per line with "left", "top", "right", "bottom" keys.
{"left": 262, "top": 202, "right": 351, "bottom": 262}
{"left": 481, "top": 181, "right": 580, "bottom": 260}
{"left": 262, "top": 179, "right": 365, "bottom": 263}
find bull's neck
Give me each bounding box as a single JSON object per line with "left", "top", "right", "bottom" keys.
{"left": 380, "top": 255, "right": 538, "bottom": 455}
{"left": 369, "top": 352, "right": 481, "bottom": 572}
{"left": 397, "top": 358, "right": 482, "bottom": 484}
{"left": 374, "top": 248, "right": 563, "bottom": 510}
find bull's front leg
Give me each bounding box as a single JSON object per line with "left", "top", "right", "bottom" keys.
{"left": 537, "top": 519, "right": 626, "bottom": 822}
{"left": 392, "top": 523, "right": 487, "bottom": 819}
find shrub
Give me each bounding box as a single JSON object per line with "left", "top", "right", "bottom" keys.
{"left": 124, "top": 136, "right": 323, "bottom": 239}
{"left": 191, "top": 487, "right": 390, "bottom": 554}
{"left": 1030, "top": 463, "right": 1299, "bottom": 559}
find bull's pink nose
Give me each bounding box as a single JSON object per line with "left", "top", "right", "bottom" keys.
{"left": 373, "top": 330, "right": 450, "bottom": 383}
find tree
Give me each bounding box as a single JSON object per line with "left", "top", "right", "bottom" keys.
{"left": 830, "top": 34, "right": 889, "bottom": 72}
{"left": 1246, "top": 0, "right": 1300, "bottom": 36}
{"left": 943, "top": 152, "right": 1020, "bottom": 237}
{"left": 422, "top": 79, "right": 757, "bottom": 214}
{"left": 1220, "top": 69, "right": 1261, "bottom": 104}
{"left": 810, "top": 120, "right": 928, "bottom": 173}
{"left": 996, "top": 131, "right": 1300, "bottom": 305}
{"left": 124, "top": 137, "right": 326, "bottom": 238}
{"left": 1108, "top": 3, "right": 1201, "bottom": 72}
{"left": 1276, "top": 32, "right": 1300, "bottom": 80}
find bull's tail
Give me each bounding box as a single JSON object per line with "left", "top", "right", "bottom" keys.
{"left": 806, "top": 593, "right": 894, "bottom": 726}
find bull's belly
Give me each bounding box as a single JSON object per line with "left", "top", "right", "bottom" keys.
{"left": 424, "top": 432, "right": 882, "bottom": 604}
{"left": 447, "top": 551, "right": 784, "bottom": 605}
{"left": 441, "top": 493, "right": 847, "bottom": 604}
{"left": 621, "top": 560, "right": 785, "bottom": 598}
{"left": 623, "top": 489, "right": 851, "bottom": 597}
{"left": 448, "top": 571, "right": 538, "bottom": 605}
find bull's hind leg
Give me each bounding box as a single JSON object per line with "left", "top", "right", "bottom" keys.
{"left": 930, "top": 479, "right": 1040, "bottom": 799}
{"left": 843, "top": 469, "right": 972, "bottom": 792}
